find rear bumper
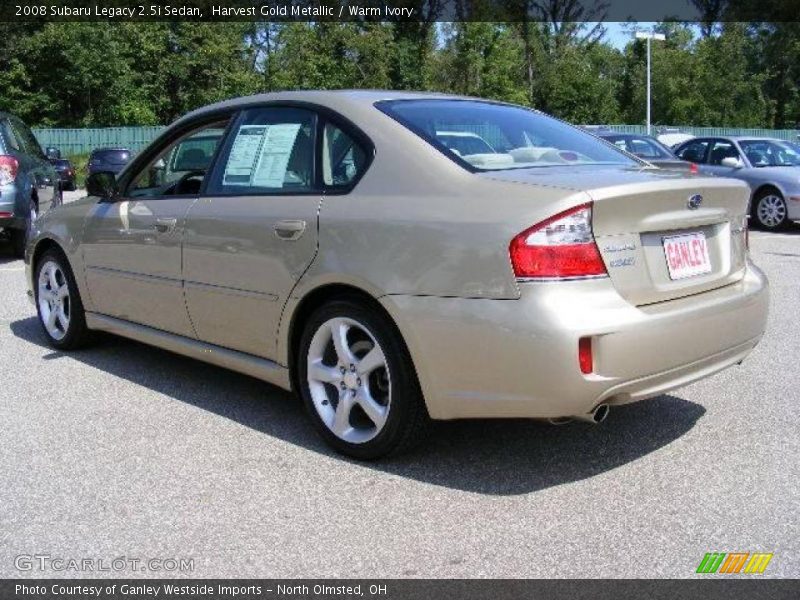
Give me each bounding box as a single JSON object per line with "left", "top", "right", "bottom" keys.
{"left": 384, "top": 262, "right": 768, "bottom": 420}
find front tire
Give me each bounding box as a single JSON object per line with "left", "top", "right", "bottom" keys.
{"left": 753, "top": 190, "right": 788, "bottom": 230}
{"left": 298, "top": 299, "right": 429, "bottom": 459}
{"left": 34, "top": 249, "right": 91, "bottom": 350}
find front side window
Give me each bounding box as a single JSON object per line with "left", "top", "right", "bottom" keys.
{"left": 128, "top": 122, "right": 228, "bottom": 197}
{"left": 322, "top": 123, "right": 368, "bottom": 187}
{"left": 376, "top": 99, "right": 637, "bottom": 171}
{"left": 207, "top": 107, "right": 316, "bottom": 195}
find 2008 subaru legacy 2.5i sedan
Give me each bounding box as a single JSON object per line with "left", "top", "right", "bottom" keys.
{"left": 25, "top": 91, "right": 769, "bottom": 459}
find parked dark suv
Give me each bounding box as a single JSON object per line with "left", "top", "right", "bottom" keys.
{"left": 49, "top": 158, "right": 77, "bottom": 191}
{"left": 87, "top": 147, "right": 131, "bottom": 175}
{"left": 0, "top": 112, "right": 60, "bottom": 257}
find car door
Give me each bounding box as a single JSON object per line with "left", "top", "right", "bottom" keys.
{"left": 10, "top": 117, "right": 57, "bottom": 213}
{"left": 702, "top": 138, "right": 747, "bottom": 176}
{"left": 182, "top": 106, "right": 323, "bottom": 360}
{"left": 81, "top": 119, "right": 230, "bottom": 337}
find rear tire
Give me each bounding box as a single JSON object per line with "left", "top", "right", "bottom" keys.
{"left": 34, "top": 249, "right": 92, "bottom": 350}
{"left": 752, "top": 189, "right": 788, "bottom": 230}
{"left": 297, "top": 298, "right": 430, "bottom": 459}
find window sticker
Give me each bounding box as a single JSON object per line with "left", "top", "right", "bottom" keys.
{"left": 222, "top": 123, "right": 301, "bottom": 188}
{"left": 251, "top": 123, "right": 301, "bottom": 188}
{"left": 223, "top": 125, "right": 267, "bottom": 186}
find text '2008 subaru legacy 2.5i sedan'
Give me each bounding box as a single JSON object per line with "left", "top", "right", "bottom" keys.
{"left": 25, "top": 91, "right": 769, "bottom": 459}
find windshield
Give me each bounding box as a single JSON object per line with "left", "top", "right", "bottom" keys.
{"left": 739, "top": 140, "right": 800, "bottom": 167}
{"left": 376, "top": 100, "right": 637, "bottom": 171}
{"left": 602, "top": 135, "right": 674, "bottom": 160}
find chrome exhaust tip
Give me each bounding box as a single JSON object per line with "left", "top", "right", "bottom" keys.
{"left": 572, "top": 404, "right": 610, "bottom": 424}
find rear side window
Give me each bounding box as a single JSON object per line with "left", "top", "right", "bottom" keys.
{"left": 0, "top": 119, "right": 19, "bottom": 152}
{"left": 322, "top": 123, "right": 368, "bottom": 187}
{"left": 10, "top": 118, "right": 42, "bottom": 157}
{"left": 377, "top": 99, "right": 635, "bottom": 171}
{"left": 677, "top": 140, "right": 710, "bottom": 163}
{"left": 207, "top": 107, "right": 316, "bottom": 195}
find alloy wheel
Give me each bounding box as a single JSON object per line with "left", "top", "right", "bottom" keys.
{"left": 306, "top": 317, "right": 391, "bottom": 444}
{"left": 37, "top": 260, "right": 71, "bottom": 341}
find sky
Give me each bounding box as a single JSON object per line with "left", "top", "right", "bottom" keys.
{"left": 602, "top": 22, "right": 658, "bottom": 49}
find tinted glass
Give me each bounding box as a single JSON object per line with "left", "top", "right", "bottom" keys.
{"left": 92, "top": 149, "right": 130, "bottom": 164}
{"left": 53, "top": 159, "right": 71, "bottom": 167}
{"left": 322, "top": 123, "right": 368, "bottom": 187}
{"left": 1, "top": 119, "right": 20, "bottom": 151}
{"left": 676, "top": 140, "right": 711, "bottom": 163}
{"left": 377, "top": 100, "right": 636, "bottom": 171}
{"left": 708, "top": 141, "right": 740, "bottom": 165}
{"left": 738, "top": 140, "right": 800, "bottom": 167}
{"left": 207, "top": 107, "right": 316, "bottom": 195}
{"left": 11, "top": 118, "right": 43, "bottom": 157}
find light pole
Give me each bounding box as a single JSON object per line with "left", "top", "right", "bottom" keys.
{"left": 635, "top": 31, "right": 666, "bottom": 136}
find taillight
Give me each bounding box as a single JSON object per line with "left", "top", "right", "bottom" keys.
{"left": 509, "top": 202, "right": 608, "bottom": 279}
{"left": 0, "top": 155, "right": 19, "bottom": 186}
{"left": 689, "top": 163, "right": 698, "bottom": 174}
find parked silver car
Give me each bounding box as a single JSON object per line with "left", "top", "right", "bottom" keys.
{"left": 25, "top": 91, "right": 768, "bottom": 458}
{"left": 674, "top": 136, "right": 800, "bottom": 230}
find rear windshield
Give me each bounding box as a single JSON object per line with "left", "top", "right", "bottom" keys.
{"left": 602, "top": 135, "right": 674, "bottom": 160}
{"left": 376, "top": 99, "right": 637, "bottom": 171}
{"left": 92, "top": 149, "right": 130, "bottom": 164}
{"left": 53, "top": 159, "right": 71, "bottom": 167}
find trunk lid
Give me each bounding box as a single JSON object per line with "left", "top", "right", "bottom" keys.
{"left": 483, "top": 166, "right": 750, "bottom": 305}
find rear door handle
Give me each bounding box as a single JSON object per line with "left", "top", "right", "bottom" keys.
{"left": 154, "top": 217, "right": 178, "bottom": 233}
{"left": 274, "top": 220, "right": 307, "bottom": 241}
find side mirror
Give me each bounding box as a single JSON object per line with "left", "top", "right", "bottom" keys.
{"left": 721, "top": 157, "right": 744, "bottom": 169}
{"left": 86, "top": 171, "right": 120, "bottom": 202}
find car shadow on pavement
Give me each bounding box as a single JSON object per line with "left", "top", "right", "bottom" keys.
{"left": 11, "top": 316, "right": 706, "bottom": 496}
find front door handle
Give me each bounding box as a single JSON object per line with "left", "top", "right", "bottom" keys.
{"left": 154, "top": 217, "right": 178, "bottom": 233}
{"left": 274, "top": 220, "right": 307, "bottom": 241}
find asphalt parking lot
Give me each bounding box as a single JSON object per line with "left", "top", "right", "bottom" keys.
{"left": 1, "top": 190, "right": 798, "bottom": 578}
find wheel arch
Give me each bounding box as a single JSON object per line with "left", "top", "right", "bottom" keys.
{"left": 283, "top": 282, "right": 424, "bottom": 402}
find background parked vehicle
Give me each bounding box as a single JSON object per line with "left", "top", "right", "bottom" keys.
{"left": 655, "top": 129, "right": 695, "bottom": 149}
{"left": 49, "top": 158, "right": 77, "bottom": 191}
{"left": 594, "top": 131, "right": 695, "bottom": 171}
{"left": 87, "top": 147, "right": 131, "bottom": 176}
{"left": 27, "top": 91, "right": 767, "bottom": 459}
{"left": 674, "top": 136, "right": 800, "bottom": 230}
{"left": 0, "top": 112, "right": 60, "bottom": 258}
{"left": 45, "top": 146, "right": 61, "bottom": 160}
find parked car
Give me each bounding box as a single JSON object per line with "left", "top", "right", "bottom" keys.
{"left": 45, "top": 147, "right": 61, "bottom": 160}
{"left": 595, "top": 132, "right": 695, "bottom": 171}
{"left": 674, "top": 136, "right": 800, "bottom": 230}
{"left": 87, "top": 147, "right": 131, "bottom": 176}
{"left": 656, "top": 129, "right": 695, "bottom": 149}
{"left": 0, "top": 112, "right": 60, "bottom": 258}
{"left": 49, "top": 158, "right": 77, "bottom": 191}
{"left": 26, "top": 91, "right": 768, "bottom": 458}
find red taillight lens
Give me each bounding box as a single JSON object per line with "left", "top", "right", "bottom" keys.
{"left": 509, "top": 203, "right": 608, "bottom": 279}
{"left": 578, "top": 337, "right": 593, "bottom": 374}
{"left": 689, "top": 163, "right": 699, "bottom": 174}
{"left": 0, "top": 155, "right": 19, "bottom": 186}
{"left": 0, "top": 211, "right": 13, "bottom": 218}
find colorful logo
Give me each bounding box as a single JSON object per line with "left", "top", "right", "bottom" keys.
{"left": 696, "top": 552, "right": 773, "bottom": 574}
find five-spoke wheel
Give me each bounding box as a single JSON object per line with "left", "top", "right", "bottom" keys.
{"left": 34, "top": 250, "right": 91, "bottom": 349}
{"left": 299, "top": 299, "right": 428, "bottom": 459}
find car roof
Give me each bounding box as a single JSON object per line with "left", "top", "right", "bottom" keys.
{"left": 91, "top": 147, "right": 130, "bottom": 153}
{"left": 175, "top": 90, "right": 489, "bottom": 126}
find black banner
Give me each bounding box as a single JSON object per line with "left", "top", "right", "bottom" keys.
{"left": 3, "top": 0, "right": 800, "bottom": 23}
{"left": 3, "top": 580, "right": 800, "bottom": 600}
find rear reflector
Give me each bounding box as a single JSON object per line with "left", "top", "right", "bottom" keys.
{"left": 578, "top": 337, "right": 593, "bottom": 374}
{"left": 0, "top": 155, "right": 19, "bottom": 186}
{"left": 509, "top": 203, "right": 608, "bottom": 279}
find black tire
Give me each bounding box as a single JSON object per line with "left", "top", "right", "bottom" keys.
{"left": 33, "top": 249, "right": 92, "bottom": 350}
{"left": 752, "top": 189, "right": 788, "bottom": 231}
{"left": 297, "top": 298, "right": 430, "bottom": 459}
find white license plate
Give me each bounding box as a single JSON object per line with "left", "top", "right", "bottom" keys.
{"left": 663, "top": 232, "right": 712, "bottom": 280}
